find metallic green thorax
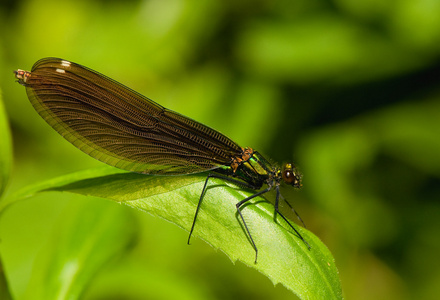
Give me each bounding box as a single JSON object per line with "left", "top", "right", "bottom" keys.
{"left": 215, "top": 151, "right": 275, "bottom": 189}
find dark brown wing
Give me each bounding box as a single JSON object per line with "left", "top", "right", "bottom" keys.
{"left": 21, "top": 57, "right": 242, "bottom": 175}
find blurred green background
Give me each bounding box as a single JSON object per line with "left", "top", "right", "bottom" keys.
{"left": 1, "top": 0, "right": 440, "bottom": 299}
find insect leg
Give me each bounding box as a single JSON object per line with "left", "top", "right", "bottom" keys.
{"left": 188, "top": 174, "right": 211, "bottom": 245}
{"left": 189, "top": 173, "right": 267, "bottom": 262}
{"left": 279, "top": 193, "right": 307, "bottom": 228}
{"left": 188, "top": 174, "right": 257, "bottom": 244}
{"left": 274, "top": 187, "right": 311, "bottom": 249}
{"left": 235, "top": 187, "right": 272, "bottom": 263}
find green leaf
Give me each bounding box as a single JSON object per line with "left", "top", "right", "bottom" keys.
{"left": 0, "top": 90, "right": 13, "bottom": 300}
{"left": 0, "top": 258, "right": 12, "bottom": 300}
{"left": 0, "top": 91, "right": 12, "bottom": 198}
{"left": 11, "top": 167, "right": 342, "bottom": 300}
{"left": 22, "top": 196, "right": 136, "bottom": 300}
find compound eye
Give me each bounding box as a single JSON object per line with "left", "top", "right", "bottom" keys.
{"left": 282, "top": 168, "right": 295, "bottom": 184}
{"left": 282, "top": 163, "right": 302, "bottom": 188}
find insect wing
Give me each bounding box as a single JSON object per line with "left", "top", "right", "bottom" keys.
{"left": 22, "top": 58, "right": 241, "bottom": 174}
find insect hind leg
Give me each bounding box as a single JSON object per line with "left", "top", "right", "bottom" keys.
{"left": 188, "top": 173, "right": 257, "bottom": 244}
{"left": 235, "top": 187, "right": 271, "bottom": 263}
{"left": 188, "top": 174, "right": 211, "bottom": 245}
{"left": 188, "top": 173, "right": 265, "bottom": 263}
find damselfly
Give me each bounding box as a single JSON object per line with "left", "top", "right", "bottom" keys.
{"left": 14, "top": 58, "right": 310, "bottom": 262}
